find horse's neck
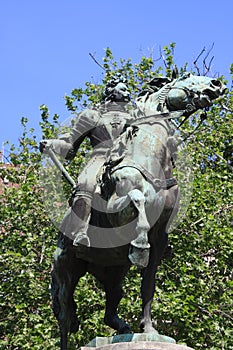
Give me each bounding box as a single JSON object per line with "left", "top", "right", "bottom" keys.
{"left": 126, "top": 121, "right": 172, "bottom": 179}
{"left": 136, "top": 90, "right": 170, "bottom": 115}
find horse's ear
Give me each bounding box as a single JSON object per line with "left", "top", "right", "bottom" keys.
{"left": 172, "top": 65, "right": 179, "bottom": 80}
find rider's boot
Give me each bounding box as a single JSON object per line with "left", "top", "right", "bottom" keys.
{"left": 71, "top": 192, "right": 93, "bottom": 247}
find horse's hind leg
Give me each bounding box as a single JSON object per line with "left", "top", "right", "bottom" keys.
{"left": 102, "top": 265, "right": 131, "bottom": 334}
{"left": 140, "top": 229, "right": 168, "bottom": 333}
{"left": 140, "top": 257, "right": 159, "bottom": 334}
{"left": 51, "top": 246, "right": 87, "bottom": 350}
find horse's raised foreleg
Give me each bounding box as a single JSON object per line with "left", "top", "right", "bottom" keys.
{"left": 128, "top": 189, "right": 151, "bottom": 268}
{"left": 103, "top": 265, "right": 131, "bottom": 334}
{"left": 108, "top": 188, "right": 151, "bottom": 267}
{"left": 51, "top": 246, "right": 87, "bottom": 350}
{"left": 128, "top": 189, "right": 150, "bottom": 249}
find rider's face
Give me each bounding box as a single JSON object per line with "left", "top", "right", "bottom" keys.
{"left": 113, "top": 83, "right": 130, "bottom": 102}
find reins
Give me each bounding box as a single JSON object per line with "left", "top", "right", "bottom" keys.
{"left": 129, "top": 108, "right": 208, "bottom": 144}
{"left": 176, "top": 107, "right": 208, "bottom": 145}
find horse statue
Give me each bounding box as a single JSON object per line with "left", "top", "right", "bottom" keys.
{"left": 49, "top": 72, "right": 226, "bottom": 350}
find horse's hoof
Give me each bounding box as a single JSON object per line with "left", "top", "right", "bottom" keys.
{"left": 119, "top": 325, "right": 131, "bottom": 334}
{"left": 143, "top": 326, "right": 159, "bottom": 333}
{"left": 140, "top": 319, "right": 158, "bottom": 334}
{"left": 104, "top": 315, "right": 131, "bottom": 334}
{"left": 128, "top": 245, "right": 150, "bottom": 268}
{"left": 73, "top": 234, "right": 90, "bottom": 247}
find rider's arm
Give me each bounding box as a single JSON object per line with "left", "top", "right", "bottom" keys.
{"left": 66, "top": 110, "right": 94, "bottom": 158}
{"left": 40, "top": 109, "right": 98, "bottom": 159}
{"left": 66, "top": 109, "right": 99, "bottom": 159}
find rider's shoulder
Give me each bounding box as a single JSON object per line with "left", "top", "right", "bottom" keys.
{"left": 77, "top": 108, "right": 100, "bottom": 123}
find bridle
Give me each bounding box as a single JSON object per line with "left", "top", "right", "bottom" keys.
{"left": 158, "top": 80, "right": 201, "bottom": 117}
{"left": 156, "top": 80, "right": 210, "bottom": 140}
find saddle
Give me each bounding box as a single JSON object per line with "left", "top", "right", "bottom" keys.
{"left": 98, "top": 154, "right": 177, "bottom": 198}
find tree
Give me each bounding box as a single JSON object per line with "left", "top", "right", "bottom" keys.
{"left": 0, "top": 45, "right": 232, "bottom": 349}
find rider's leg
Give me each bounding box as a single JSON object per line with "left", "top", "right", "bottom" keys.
{"left": 72, "top": 191, "right": 93, "bottom": 246}
{"left": 59, "top": 154, "right": 106, "bottom": 247}
{"left": 59, "top": 191, "right": 93, "bottom": 247}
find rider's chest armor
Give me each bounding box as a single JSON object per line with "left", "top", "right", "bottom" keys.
{"left": 91, "top": 110, "right": 131, "bottom": 147}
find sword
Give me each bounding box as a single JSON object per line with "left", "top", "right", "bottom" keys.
{"left": 44, "top": 147, "right": 76, "bottom": 189}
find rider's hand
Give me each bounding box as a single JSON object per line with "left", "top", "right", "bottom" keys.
{"left": 39, "top": 139, "right": 54, "bottom": 153}
{"left": 39, "top": 139, "right": 72, "bottom": 157}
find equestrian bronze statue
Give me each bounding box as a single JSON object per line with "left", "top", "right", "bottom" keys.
{"left": 40, "top": 72, "right": 226, "bottom": 350}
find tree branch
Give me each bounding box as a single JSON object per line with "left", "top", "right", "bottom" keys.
{"left": 89, "top": 52, "right": 106, "bottom": 71}
{"left": 159, "top": 46, "right": 168, "bottom": 68}
{"left": 194, "top": 47, "right": 206, "bottom": 76}
{"left": 203, "top": 42, "right": 214, "bottom": 75}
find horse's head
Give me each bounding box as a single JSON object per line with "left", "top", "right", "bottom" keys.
{"left": 137, "top": 72, "right": 227, "bottom": 116}
{"left": 163, "top": 72, "right": 227, "bottom": 115}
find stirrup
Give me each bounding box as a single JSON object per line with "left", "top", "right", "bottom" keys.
{"left": 73, "top": 233, "right": 90, "bottom": 247}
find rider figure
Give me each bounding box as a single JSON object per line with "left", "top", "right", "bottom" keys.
{"left": 40, "top": 75, "right": 139, "bottom": 247}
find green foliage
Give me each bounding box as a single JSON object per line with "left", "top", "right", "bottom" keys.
{"left": 163, "top": 42, "right": 176, "bottom": 77}
{"left": 0, "top": 45, "right": 232, "bottom": 349}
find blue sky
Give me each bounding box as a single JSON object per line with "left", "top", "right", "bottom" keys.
{"left": 1, "top": 0, "right": 232, "bottom": 159}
